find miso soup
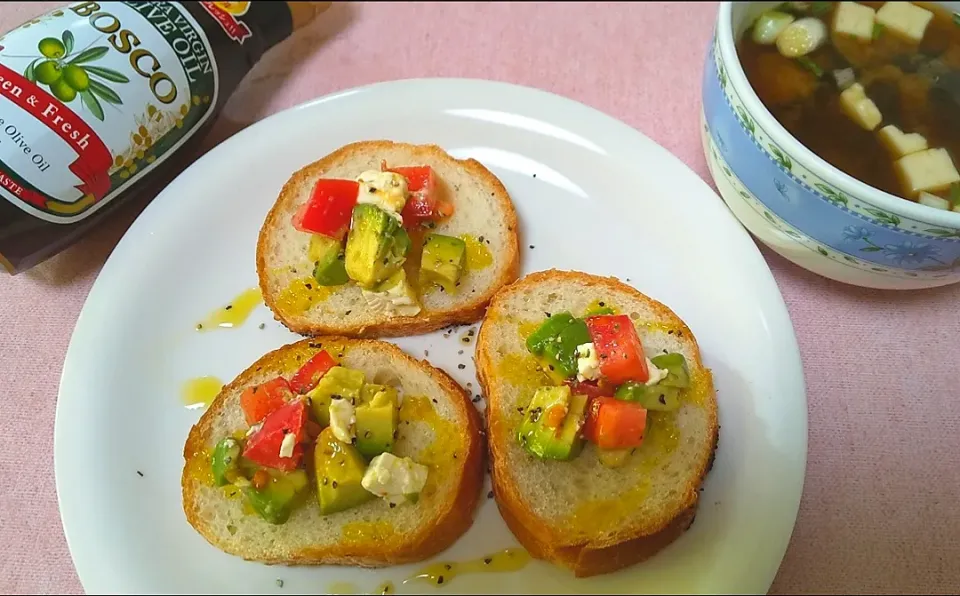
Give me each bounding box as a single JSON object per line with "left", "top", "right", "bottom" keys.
{"left": 738, "top": 1, "right": 960, "bottom": 211}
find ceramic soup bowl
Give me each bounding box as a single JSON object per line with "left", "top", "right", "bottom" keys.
{"left": 702, "top": 1, "right": 960, "bottom": 289}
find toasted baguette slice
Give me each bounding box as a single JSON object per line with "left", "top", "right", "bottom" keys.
{"left": 475, "top": 270, "right": 719, "bottom": 578}
{"left": 257, "top": 140, "right": 520, "bottom": 338}
{"left": 182, "top": 337, "right": 484, "bottom": 566}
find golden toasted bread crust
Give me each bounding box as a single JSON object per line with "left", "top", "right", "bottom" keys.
{"left": 256, "top": 140, "right": 521, "bottom": 338}
{"left": 181, "top": 337, "right": 485, "bottom": 566}
{"left": 475, "top": 269, "right": 720, "bottom": 577}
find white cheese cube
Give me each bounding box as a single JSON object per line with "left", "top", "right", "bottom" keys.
{"left": 361, "top": 452, "right": 429, "bottom": 505}
{"left": 644, "top": 358, "right": 671, "bottom": 387}
{"left": 278, "top": 431, "right": 296, "bottom": 458}
{"left": 840, "top": 83, "right": 882, "bottom": 131}
{"left": 896, "top": 148, "right": 960, "bottom": 197}
{"left": 833, "top": 2, "right": 876, "bottom": 42}
{"left": 360, "top": 274, "right": 421, "bottom": 317}
{"left": 878, "top": 125, "right": 928, "bottom": 157}
{"left": 875, "top": 2, "right": 933, "bottom": 43}
{"left": 918, "top": 192, "right": 950, "bottom": 210}
{"left": 328, "top": 398, "right": 356, "bottom": 443}
{"left": 356, "top": 170, "right": 408, "bottom": 218}
{"left": 575, "top": 343, "right": 600, "bottom": 382}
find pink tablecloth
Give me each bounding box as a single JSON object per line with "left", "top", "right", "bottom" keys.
{"left": 2, "top": 2, "right": 958, "bottom": 594}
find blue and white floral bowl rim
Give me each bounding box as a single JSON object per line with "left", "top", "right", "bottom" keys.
{"left": 701, "top": 1, "right": 960, "bottom": 290}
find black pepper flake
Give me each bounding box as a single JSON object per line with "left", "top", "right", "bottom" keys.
{"left": 472, "top": 396, "right": 480, "bottom": 403}
{"left": 677, "top": 331, "right": 684, "bottom": 337}
{"left": 276, "top": 579, "right": 284, "bottom": 588}
{"left": 478, "top": 235, "right": 485, "bottom": 242}
{"left": 529, "top": 244, "right": 535, "bottom": 249}
{"left": 461, "top": 336, "right": 471, "bottom": 343}
{"left": 444, "top": 564, "right": 453, "bottom": 571}
{"left": 532, "top": 173, "right": 537, "bottom": 178}
{"left": 483, "top": 557, "right": 493, "bottom": 564}
{"left": 368, "top": 186, "right": 376, "bottom": 193}
{"left": 468, "top": 329, "right": 475, "bottom": 336}
{"left": 487, "top": 490, "right": 494, "bottom": 499}
{"left": 424, "top": 350, "right": 430, "bottom": 357}
{"left": 195, "top": 323, "right": 203, "bottom": 330}
{"left": 322, "top": 477, "right": 329, "bottom": 485}
{"left": 659, "top": 395, "right": 667, "bottom": 405}
{"left": 332, "top": 481, "right": 338, "bottom": 489}
{"left": 548, "top": 365, "right": 555, "bottom": 371}
{"left": 389, "top": 502, "right": 396, "bottom": 508}
{"left": 437, "top": 576, "right": 445, "bottom": 585}
{"left": 345, "top": 310, "right": 352, "bottom": 315}
{"left": 432, "top": 398, "right": 438, "bottom": 404}
{"left": 458, "top": 350, "right": 464, "bottom": 355}
{"left": 136, "top": 470, "right": 144, "bottom": 477}
{"left": 545, "top": 311, "right": 551, "bottom": 318}
{"left": 225, "top": 304, "right": 233, "bottom": 310}
{"left": 667, "top": 330, "right": 674, "bottom": 335}
{"left": 458, "top": 364, "right": 466, "bottom": 370}
{"left": 599, "top": 301, "right": 605, "bottom": 307}
{"left": 259, "top": 323, "right": 265, "bottom": 330}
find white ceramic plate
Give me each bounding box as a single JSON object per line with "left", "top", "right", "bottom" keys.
{"left": 55, "top": 78, "right": 807, "bottom": 595}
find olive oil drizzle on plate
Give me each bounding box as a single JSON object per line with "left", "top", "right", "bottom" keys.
{"left": 180, "top": 376, "right": 223, "bottom": 410}
{"left": 196, "top": 287, "right": 262, "bottom": 330}
{"left": 403, "top": 548, "right": 531, "bottom": 588}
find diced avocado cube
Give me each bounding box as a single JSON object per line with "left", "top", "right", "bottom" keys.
{"left": 344, "top": 204, "right": 409, "bottom": 288}
{"left": 650, "top": 352, "right": 690, "bottom": 388}
{"left": 541, "top": 318, "right": 590, "bottom": 379}
{"left": 242, "top": 469, "right": 309, "bottom": 525}
{"left": 355, "top": 384, "right": 400, "bottom": 458}
{"left": 307, "top": 366, "right": 365, "bottom": 426}
{"left": 525, "top": 312, "right": 576, "bottom": 355}
{"left": 614, "top": 381, "right": 681, "bottom": 411}
{"left": 310, "top": 234, "right": 349, "bottom": 286}
{"left": 420, "top": 233, "right": 466, "bottom": 292}
{"left": 517, "top": 385, "right": 587, "bottom": 461}
{"left": 211, "top": 437, "right": 241, "bottom": 487}
{"left": 315, "top": 427, "right": 374, "bottom": 515}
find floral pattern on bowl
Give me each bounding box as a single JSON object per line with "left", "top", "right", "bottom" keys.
{"left": 701, "top": 32, "right": 960, "bottom": 286}
{"left": 702, "top": 124, "right": 954, "bottom": 280}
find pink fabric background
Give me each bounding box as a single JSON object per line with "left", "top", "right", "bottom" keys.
{"left": 1, "top": 2, "right": 958, "bottom": 594}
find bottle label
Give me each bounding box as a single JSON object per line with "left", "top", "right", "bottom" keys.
{"left": 0, "top": 2, "right": 219, "bottom": 224}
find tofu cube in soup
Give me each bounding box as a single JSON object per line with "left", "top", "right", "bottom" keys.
{"left": 878, "top": 125, "right": 928, "bottom": 158}
{"left": 840, "top": 83, "right": 883, "bottom": 130}
{"left": 833, "top": 2, "right": 876, "bottom": 42}
{"left": 875, "top": 2, "right": 934, "bottom": 43}
{"left": 895, "top": 148, "right": 960, "bottom": 197}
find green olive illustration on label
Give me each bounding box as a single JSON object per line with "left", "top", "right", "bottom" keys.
{"left": 38, "top": 36, "right": 65, "bottom": 58}
{"left": 61, "top": 64, "right": 88, "bottom": 91}
{"left": 21, "top": 29, "right": 129, "bottom": 121}
{"left": 34, "top": 59, "right": 61, "bottom": 84}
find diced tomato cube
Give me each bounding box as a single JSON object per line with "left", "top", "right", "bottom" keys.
{"left": 239, "top": 377, "right": 294, "bottom": 426}
{"left": 381, "top": 162, "right": 453, "bottom": 227}
{"left": 291, "top": 179, "right": 359, "bottom": 240}
{"left": 400, "top": 193, "right": 437, "bottom": 228}
{"left": 585, "top": 314, "right": 649, "bottom": 385}
{"left": 582, "top": 396, "right": 647, "bottom": 450}
{"left": 289, "top": 350, "right": 336, "bottom": 394}
{"left": 242, "top": 398, "right": 308, "bottom": 471}
{"left": 383, "top": 164, "right": 434, "bottom": 194}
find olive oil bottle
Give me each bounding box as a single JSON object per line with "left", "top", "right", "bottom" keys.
{"left": 0, "top": 1, "right": 330, "bottom": 274}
